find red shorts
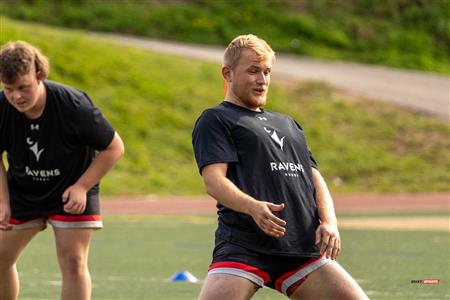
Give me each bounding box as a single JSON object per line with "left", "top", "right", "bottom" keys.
{"left": 208, "top": 240, "right": 330, "bottom": 296}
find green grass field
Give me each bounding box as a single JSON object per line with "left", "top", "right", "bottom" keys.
{"left": 16, "top": 214, "right": 449, "bottom": 300}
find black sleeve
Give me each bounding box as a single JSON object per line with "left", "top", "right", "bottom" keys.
{"left": 308, "top": 150, "right": 319, "bottom": 169}
{"left": 293, "top": 119, "right": 318, "bottom": 169}
{"left": 192, "top": 109, "right": 238, "bottom": 174}
{"left": 71, "top": 92, "right": 115, "bottom": 151}
{"left": 0, "top": 94, "right": 8, "bottom": 153}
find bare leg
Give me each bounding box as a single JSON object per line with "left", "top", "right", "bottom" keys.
{"left": 198, "top": 274, "right": 259, "bottom": 300}
{"left": 0, "top": 228, "right": 41, "bottom": 300}
{"left": 53, "top": 228, "right": 94, "bottom": 300}
{"left": 291, "top": 260, "right": 368, "bottom": 300}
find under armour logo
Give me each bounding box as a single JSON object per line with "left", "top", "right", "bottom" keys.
{"left": 30, "top": 124, "right": 39, "bottom": 130}
{"left": 264, "top": 127, "right": 285, "bottom": 151}
{"left": 26, "top": 137, "right": 44, "bottom": 162}
{"left": 258, "top": 117, "right": 267, "bottom": 121}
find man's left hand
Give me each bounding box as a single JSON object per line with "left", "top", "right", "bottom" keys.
{"left": 315, "top": 222, "right": 341, "bottom": 260}
{"left": 62, "top": 185, "right": 87, "bottom": 215}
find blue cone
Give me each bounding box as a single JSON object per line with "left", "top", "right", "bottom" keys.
{"left": 170, "top": 271, "right": 199, "bottom": 283}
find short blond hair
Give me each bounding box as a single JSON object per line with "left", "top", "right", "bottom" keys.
{"left": 0, "top": 41, "right": 50, "bottom": 84}
{"left": 224, "top": 34, "right": 275, "bottom": 69}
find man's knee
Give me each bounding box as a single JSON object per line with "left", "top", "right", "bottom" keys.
{"left": 58, "top": 252, "right": 88, "bottom": 275}
{"left": 0, "top": 247, "right": 16, "bottom": 269}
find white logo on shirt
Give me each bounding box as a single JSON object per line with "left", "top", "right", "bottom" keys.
{"left": 30, "top": 124, "right": 39, "bottom": 130}
{"left": 26, "top": 137, "right": 45, "bottom": 162}
{"left": 258, "top": 117, "right": 268, "bottom": 121}
{"left": 264, "top": 127, "right": 285, "bottom": 151}
{"left": 270, "top": 161, "right": 304, "bottom": 178}
{"left": 25, "top": 166, "right": 60, "bottom": 182}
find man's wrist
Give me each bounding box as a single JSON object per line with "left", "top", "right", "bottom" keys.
{"left": 320, "top": 219, "right": 338, "bottom": 226}
{"left": 242, "top": 196, "right": 259, "bottom": 216}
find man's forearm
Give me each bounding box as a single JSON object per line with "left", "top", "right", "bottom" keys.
{"left": 0, "top": 158, "right": 10, "bottom": 204}
{"left": 0, "top": 157, "right": 12, "bottom": 230}
{"left": 202, "top": 163, "right": 287, "bottom": 237}
{"left": 74, "top": 133, "right": 124, "bottom": 191}
{"left": 312, "top": 168, "right": 337, "bottom": 225}
{"left": 204, "top": 173, "right": 258, "bottom": 215}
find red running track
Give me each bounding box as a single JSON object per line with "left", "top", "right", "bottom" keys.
{"left": 101, "top": 193, "right": 449, "bottom": 214}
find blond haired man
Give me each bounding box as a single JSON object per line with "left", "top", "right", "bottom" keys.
{"left": 0, "top": 41, "right": 124, "bottom": 300}
{"left": 192, "top": 34, "right": 368, "bottom": 299}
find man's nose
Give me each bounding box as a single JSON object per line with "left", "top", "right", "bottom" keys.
{"left": 256, "top": 72, "right": 268, "bottom": 84}
{"left": 11, "top": 90, "right": 22, "bottom": 100}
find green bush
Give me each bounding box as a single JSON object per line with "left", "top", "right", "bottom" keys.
{"left": 1, "top": 0, "right": 449, "bottom": 73}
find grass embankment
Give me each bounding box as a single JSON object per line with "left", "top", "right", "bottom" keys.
{"left": 2, "top": 0, "right": 449, "bottom": 74}
{"left": 1, "top": 18, "right": 449, "bottom": 195}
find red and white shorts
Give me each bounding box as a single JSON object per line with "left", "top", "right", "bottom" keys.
{"left": 208, "top": 240, "right": 330, "bottom": 296}
{"left": 9, "top": 195, "right": 102, "bottom": 230}
{"left": 9, "top": 214, "right": 102, "bottom": 230}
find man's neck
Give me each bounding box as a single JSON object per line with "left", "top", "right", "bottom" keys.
{"left": 25, "top": 81, "right": 46, "bottom": 119}
{"left": 224, "top": 99, "right": 261, "bottom": 112}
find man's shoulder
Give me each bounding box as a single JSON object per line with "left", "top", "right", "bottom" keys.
{"left": 203, "top": 101, "right": 230, "bottom": 113}
{"left": 194, "top": 102, "right": 239, "bottom": 133}
{"left": 45, "top": 80, "right": 82, "bottom": 95}
{"left": 0, "top": 91, "right": 6, "bottom": 109}
{"left": 0, "top": 91, "right": 13, "bottom": 114}
{"left": 198, "top": 102, "right": 231, "bottom": 120}
{"left": 45, "top": 80, "right": 92, "bottom": 108}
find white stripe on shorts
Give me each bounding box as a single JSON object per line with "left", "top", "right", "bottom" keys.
{"left": 208, "top": 267, "right": 265, "bottom": 287}
{"left": 281, "top": 256, "right": 331, "bottom": 295}
{"left": 48, "top": 220, "right": 103, "bottom": 229}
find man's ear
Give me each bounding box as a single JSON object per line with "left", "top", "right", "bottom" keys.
{"left": 36, "top": 70, "right": 43, "bottom": 81}
{"left": 222, "top": 65, "right": 232, "bottom": 82}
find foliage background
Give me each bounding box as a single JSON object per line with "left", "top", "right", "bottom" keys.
{"left": 0, "top": 0, "right": 449, "bottom": 195}
{"left": 1, "top": 0, "right": 449, "bottom": 74}
{"left": 1, "top": 18, "right": 448, "bottom": 195}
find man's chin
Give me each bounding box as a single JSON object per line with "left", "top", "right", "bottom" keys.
{"left": 253, "top": 98, "right": 266, "bottom": 108}
{"left": 13, "top": 105, "right": 28, "bottom": 113}
{"left": 238, "top": 97, "right": 266, "bottom": 110}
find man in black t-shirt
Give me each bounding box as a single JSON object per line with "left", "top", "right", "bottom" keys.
{"left": 192, "top": 35, "right": 367, "bottom": 299}
{"left": 0, "top": 41, "right": 124, "bottom": 300}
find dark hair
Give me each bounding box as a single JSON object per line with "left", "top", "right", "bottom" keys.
{"left": 0, "top": 40, "right": 49, "bottom": 83}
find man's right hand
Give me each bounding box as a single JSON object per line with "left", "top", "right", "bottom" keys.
{"left": 249, "top": 201, "right": 286, "bottom": 237}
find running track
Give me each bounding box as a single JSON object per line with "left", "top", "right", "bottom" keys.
{"left": 101, "top": 193, "right": 449, "bottom": 215}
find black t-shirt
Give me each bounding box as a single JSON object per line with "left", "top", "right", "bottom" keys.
{"left": 0, "top": 80, "right": 115, "bottom": 212}
{"left": 192, "top": 101, "right": 321, "bottom": 257}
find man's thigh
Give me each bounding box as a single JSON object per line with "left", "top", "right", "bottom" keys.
{"left": 198, "top": 273, "right": 258, "bottom": 300}
{"left": 0, "top": 227, "right": 42, "bottom": 266}
{"left": 53, "top": 227, "right": 94, "bottom": 263}
{"left": 291, "top": 260, "right": 368, "bottom": 300}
